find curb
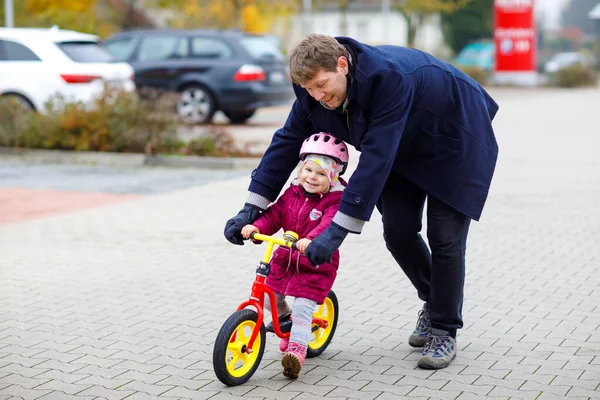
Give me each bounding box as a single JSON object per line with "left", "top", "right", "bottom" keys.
{"left": 0, "top": 147, "right": 260, "bottom": 170}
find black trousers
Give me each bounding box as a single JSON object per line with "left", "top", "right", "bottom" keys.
{"left": 376, "top": 172, "right": 471, "bottom": 337}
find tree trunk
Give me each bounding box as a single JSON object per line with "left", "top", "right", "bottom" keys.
{"left": 340, "top": 7, "right": 348, "bottom": 35}
{"left": 407, "top": 12, "right": 421, "bottom": 48}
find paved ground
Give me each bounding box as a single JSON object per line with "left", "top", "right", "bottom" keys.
{"left": 0, "top": 164, "right": 247, "bottom": 225}
{"left": 1, "top": 88, "right": 599, "bottom": 399}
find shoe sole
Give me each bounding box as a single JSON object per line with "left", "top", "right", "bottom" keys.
{"left": 417, "top": 352, "right": 457, "bottom": 370}
{"left": 281, "top": 353, "right": 302, "bottom": 379}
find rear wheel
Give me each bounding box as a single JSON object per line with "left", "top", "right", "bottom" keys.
{"left": 307, "top": 290, "right": 339, "bottom": 358}
{"left": 224, "top": 109, "right": 256, "bottom": 124}
{"left": 213, "top": 309, "right": 266, "bottom": 386}
{"left": 177, "top": 84, "right": 215, "bottom": 124}
{"left": 1, "top": 94, "right": 35, "bottom": 111}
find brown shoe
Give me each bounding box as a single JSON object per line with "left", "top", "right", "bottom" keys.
{"left": 281, "top": 342, "right": 306, "bottom": 379}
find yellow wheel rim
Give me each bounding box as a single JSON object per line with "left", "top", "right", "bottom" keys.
{"left": 308, "top": 296, "right": 335, "bottom": 350}
{"left": 225, "top": 320, "right": 262, "bottom": 377}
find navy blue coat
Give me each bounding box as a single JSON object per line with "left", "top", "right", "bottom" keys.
{"left": 248, "top": 37, "right": 499, "bottom": 231}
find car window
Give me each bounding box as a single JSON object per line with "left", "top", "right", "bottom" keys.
{"left": 56, "top": 41, "right": 116, "bottom": 63}
{"left": 238, "top": 36, "right": 284, "bottom": 60}
{"left": 0, "top": 40, "right": 41, "bottom": 61}
{"left": 137, "top": 35, "right": 186, "bottom": 62}
{"left": 102, "top": 37, "right": 139, "bottom": 61}
{"left": 190, "top": 37, "right": 232, "bottom": 59}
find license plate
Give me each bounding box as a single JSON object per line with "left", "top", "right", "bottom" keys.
{"left": 270, "top": 71, "right": 284, "bottom": 84}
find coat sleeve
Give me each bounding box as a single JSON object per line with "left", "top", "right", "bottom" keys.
{"left": 251, "top": 188, "right": 289, "bottom": 237}
{"left": 247, "top": 87, "right": 314, "bottom": 205}
{"left": 305, "top": 195, "right": 342, "bottom": 240}
{"left": 333, "top": 69, "right": 414, "bottom": 233}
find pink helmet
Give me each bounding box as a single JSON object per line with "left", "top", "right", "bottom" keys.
{"left": 299, "top": 132, "right": 349, "bottom": 174}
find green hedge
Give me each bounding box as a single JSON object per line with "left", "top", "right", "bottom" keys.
{"left": 0, "top": 87, "right": 252, "bottom": 157}
{"left": 547, "top": 64, "right": 598, "bottom": 88}
{"left": 459, "top": 67, "right": 491, "bottom": 86}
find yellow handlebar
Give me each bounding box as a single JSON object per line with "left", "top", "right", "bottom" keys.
{"left": 250, "top": 231, "right": 298, "bottom": 248}
{"left": 249, "top": 231, "right": 299, "bottom": 263}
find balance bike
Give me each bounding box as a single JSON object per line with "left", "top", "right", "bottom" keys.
{"left": 213, "top": 231, "right": 339, "bottom": 386}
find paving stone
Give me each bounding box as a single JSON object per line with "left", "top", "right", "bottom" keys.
{"left": 1, "top": 88, "right": 599, "bottom": 399}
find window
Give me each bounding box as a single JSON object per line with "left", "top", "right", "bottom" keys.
{"left": 57, "top": 41, "right": 116, "bottom": 63}
{"left": 137, "top": 35, "right": 186, "bottom": 62}
{"left": 190, "top": 37, "right": 232, "bottom": 59}
{"left": 238, "top": 36, "right": 284, "bottom": 60}
{"left": 102, "top": 37, "right": 139, "bottom": 61}
{"left": 0, "top": 40, "right": 41, "bottom": 61}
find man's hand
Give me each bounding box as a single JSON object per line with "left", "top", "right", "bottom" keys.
{"left": 305, "top": 223, "right": 348, "bottom": 266}
{"left": 224, "top": 204, "right": 262, "bottom": 245}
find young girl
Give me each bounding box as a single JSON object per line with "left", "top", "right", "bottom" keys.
{"left": 241, "top": 132, "right": 349, "bottom": 379}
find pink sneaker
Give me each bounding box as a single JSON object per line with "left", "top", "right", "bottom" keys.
{"left": 281, "top": 342, "right": 307, "bottom": 379}
{"left": 279, "top": 337, "right": 289, "bottom": 352}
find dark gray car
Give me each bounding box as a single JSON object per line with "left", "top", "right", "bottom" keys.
{"left": 102, "top": 29, "right": 294, "bottom": 124}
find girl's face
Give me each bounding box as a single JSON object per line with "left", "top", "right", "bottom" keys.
{"left": 299, "top": 160, "right": 330, "bottom": 194}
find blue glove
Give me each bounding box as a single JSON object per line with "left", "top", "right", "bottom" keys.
{"left": 305, "top": 223, "right": 348, "bottom": 267}
{"left": 224, "top": 203, "right": 262, "bottom": 245}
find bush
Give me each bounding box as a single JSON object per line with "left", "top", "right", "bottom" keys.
{"left": 459, "top": 67, "right": 490, "bottom": 86}
{"left": 548, "top": 63, "right": 598, "bottom": 88}
{"left": 0, "top": 87, "right": 256, "bottom": 157}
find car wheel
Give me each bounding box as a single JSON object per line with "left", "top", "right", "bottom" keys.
{"left": 224, "top": 109, "right": 256, "bottom": 124}
{"left": 1, "top": 94, "right": 35, "bottom": 111}
{"left": 177, "top": 85, "right": 216, "bottom": 124}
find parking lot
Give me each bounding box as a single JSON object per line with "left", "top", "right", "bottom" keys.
{"left": 0, "top": 87, "right": 599, "bottom": 399}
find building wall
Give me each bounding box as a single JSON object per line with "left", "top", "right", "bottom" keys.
{"left": 272, "top": 10, "right": 445, "bottom": 56}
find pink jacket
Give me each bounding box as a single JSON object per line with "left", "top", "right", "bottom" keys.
{"left": 252, "top": 179, "right": 344, "bottom": 304}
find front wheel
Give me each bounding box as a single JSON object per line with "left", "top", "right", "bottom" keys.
{"left": 213, "top": 309, "right": 266, "bottom": 386}
{"left": 307, "top": 290, "right": 339, "bottom": 358}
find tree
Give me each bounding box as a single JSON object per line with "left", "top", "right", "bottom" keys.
{"left": 0, "top": 0, "right": 127, "bottom": 36}
{"left": 151, "top": 0, "right": 296, "bottom": 34}
{"left": 392, "top": 0, "right": 473, "bottom": 48}
{"left": 561, "top": 0, "right": 598, "bottom": 36}
{"left": 441, "top": 0, "right": 493, "bottom": 54}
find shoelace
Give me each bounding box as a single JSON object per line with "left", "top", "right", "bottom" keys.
{"left": 416, "top": 309, "right": 430, "bottom": 331}
{"left": 287, "top": 342, "right": 306, "bottom": 354}
{"left": 424, "top": 334, "right": 453, "bottom": 356}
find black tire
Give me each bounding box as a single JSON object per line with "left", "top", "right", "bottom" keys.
{"left": 177, "top": 84, "right": 216, "bottom": 124}
{"left": 213, "top": 309, "right": 266, "bottom": 386}
{"left": 306, "top": 290, "right": 339, "bottom": 358}
{"left": 224, "top": 109, "right": 256, "bottom": 124}
{"left": 1, "top": 93, "right": 35, "bottom": 111}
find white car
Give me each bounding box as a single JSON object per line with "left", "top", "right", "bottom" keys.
{"left": 0, "top": 27, "right": 135, "bottom": 111}
{"left": 544, "top": 52, "right": 595, "bottom": 74}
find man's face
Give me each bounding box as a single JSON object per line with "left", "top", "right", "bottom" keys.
{"left": 300, "top": 56, "right": 349, "bottom": 109}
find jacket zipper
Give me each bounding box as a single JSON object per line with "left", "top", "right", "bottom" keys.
{"left": 296, "top": 196, "right": 309, "bottom": 234}
{"left": 345, "top": 108, "right": 351, "bottom": 137}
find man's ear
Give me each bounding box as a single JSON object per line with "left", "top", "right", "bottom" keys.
{"left": 337, "top": 56, "right": 349, "bottom": 75}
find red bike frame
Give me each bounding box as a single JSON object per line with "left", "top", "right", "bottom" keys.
{"left": 236, "top": 232, "right": 329, "bottom": 353}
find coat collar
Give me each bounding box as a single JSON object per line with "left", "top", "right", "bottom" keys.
{"left": 336, "top": 36, "right": 361, "bottom": 102}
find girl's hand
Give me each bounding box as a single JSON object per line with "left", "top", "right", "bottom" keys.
{"left": 296, "top": 238, "right": 311, "bottom": 253}
{"left": 241, "top": 225, "right": 259, "bottom": 239}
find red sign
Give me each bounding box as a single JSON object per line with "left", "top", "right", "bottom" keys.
{"left": 494, "top": 0, "right": 536, "bottom": 71}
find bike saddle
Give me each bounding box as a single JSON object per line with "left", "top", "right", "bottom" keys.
{"left": 265, "top": 313, "right": 292, "bottom": 333}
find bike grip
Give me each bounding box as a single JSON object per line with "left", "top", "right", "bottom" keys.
{"left": 291, "top": 242, "right": 297, "bottom": 250}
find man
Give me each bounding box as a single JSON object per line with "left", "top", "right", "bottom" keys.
{"left": 224, "top": 34, "right": 499, "bottom": 369}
